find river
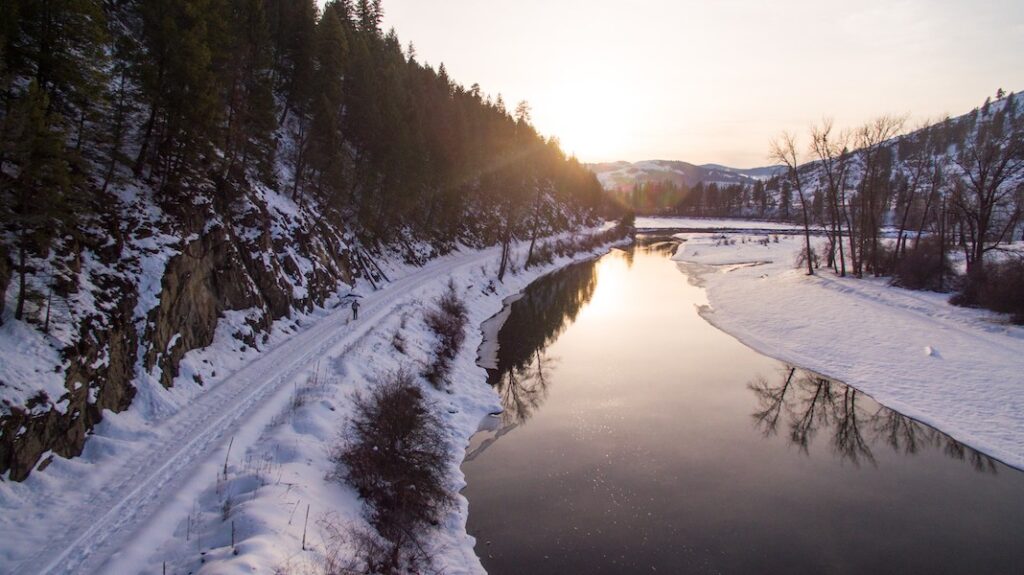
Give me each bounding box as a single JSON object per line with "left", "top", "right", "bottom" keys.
{"left": 462, "top": 235, "right": 1024, "bottom": 574}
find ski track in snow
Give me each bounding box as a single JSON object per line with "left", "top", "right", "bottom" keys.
{"left": 10, "top": 246, "right": 501, "bottom": 575}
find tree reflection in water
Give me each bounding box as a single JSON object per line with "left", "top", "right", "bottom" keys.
{"left": 486, "top": 239, "right": 679, "bottom": 425}
{"left": 486, "top": 257, "right": 598, "bottom": 425}
{"left": 749, "top": 366, "right": 998, "bottom": 472}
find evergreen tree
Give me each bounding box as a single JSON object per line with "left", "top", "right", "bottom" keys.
{"left": 306, "top": 8, "right": 349, "bottom": 200}
{"left": 135, "top": 0, "right": 221, "bottom": 189}
{"left": 4, "top": 0, "right": 108, "bottom": 118}
{"left": 221, "top": 0, "right": 277, "bottom": 183}
{"left": 1, "top": 82, "right": 74, "bottom": 321}
{"left": 267, "top": 0, "right": 317, "bottom": 119}
{"left": 356, "top": 0, "right": 381, "bottom": 34}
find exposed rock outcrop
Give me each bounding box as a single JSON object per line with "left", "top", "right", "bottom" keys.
{"left": 0, "top": 281, "right": 138, "bottom": 481}
{"left": 143, "top": 229, "right": 263, "bottom": 388}
{"left": 0, "top": 189, "right": 359, "bottom": 480}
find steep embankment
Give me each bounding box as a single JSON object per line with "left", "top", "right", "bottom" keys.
{"left": 0, "top": 181, "right": 367, "bottom": 481}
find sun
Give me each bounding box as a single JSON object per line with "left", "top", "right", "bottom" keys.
{"left": 532, "top": 79, "right": 639, "bottom": 162}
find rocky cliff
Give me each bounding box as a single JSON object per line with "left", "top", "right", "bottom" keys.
{"left": 0, "top": 182, "right": 364, "bottom": 481}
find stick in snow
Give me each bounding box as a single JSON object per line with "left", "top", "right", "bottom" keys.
{"left": 302, "top": 504, "right": 310, "bottom": 551}
{"left": 223, "top": 436, "right": 234, "bottom": 479}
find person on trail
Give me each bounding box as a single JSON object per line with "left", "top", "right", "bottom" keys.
{"left": 351, "top": 298, "right": 361, "bottom": 320}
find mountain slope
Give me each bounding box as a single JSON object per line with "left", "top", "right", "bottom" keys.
{"left": 588, "top": 159, "right": 784, "bottom": 191}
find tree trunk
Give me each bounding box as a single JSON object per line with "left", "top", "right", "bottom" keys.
{"left": 498, "top": 204, "right": 513, "bottom": 281}
{"left": 133, "top": 100, "right": 159, "bottom": 177}
{"left": 525, "top": 187, "right": 542, "bottom": 267}
{"left": 938, "top": 197, "right": 947, "bottom": 291}
{"left": 15, "top": 240, "right": 27, "bottom": 321}
{"left": 799, "top": 193, "right": 814, "bottom": 275}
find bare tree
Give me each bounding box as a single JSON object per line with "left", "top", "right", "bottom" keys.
{"left": 853, "top": 115, "right": 905, "bottom": 276}
{"left": 810, "top": 119, "right": 851, "bottom": 276}
{"left": 949, "top": 110, "right": 1024, "bottom": 276}
{"left": 891, "top": 123, "right": 937, "bottom": 268}
{"left": 771, "top": 132, "right": 815, "bottom": 275}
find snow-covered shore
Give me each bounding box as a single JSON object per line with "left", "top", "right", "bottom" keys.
{"left": 0, "top": 227, "right": 625, "bottom": 575}
{"left": 672, "top": 231, "right": 1024, "bottom": 471}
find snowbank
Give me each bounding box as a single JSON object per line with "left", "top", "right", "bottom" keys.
{"left": 673, "top": 232, "right": 1024, "bottom": 470}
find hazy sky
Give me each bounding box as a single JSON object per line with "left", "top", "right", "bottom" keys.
{"left": 382, "top": 0, "right": 1024, "bottom": 168}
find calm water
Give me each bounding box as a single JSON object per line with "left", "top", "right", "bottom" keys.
{"left": 462, "top": 236, "right": 1024, "bottom": 574}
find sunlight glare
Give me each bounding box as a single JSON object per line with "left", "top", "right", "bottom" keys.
{"left": 578, "top": 252, "right": 630, "bottom": 319}
{"left": 532, "top": 72, "right": 643, "bottom": 162}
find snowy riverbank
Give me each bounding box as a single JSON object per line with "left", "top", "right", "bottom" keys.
{"left": 672, "top": 231, "right": 1024, "bottom": 471}
{"left": 0, "top": 227, "right": 627, "bottom": 574}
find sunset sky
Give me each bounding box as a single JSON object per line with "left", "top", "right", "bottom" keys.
{"left": 383, "top": 0, "right": 1024, "bottom": 167}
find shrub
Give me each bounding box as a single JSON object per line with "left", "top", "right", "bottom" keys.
{"left": 890, "top": 237, "right": 954, "bottom": 292}
{"left": 422, "top": 280, "right": 468, "bottom": 387}
{"left": 795, "top": 244, "right": 820, "bottom": 271}
{"left": 952, "top": 258, "right": 1024, "bottom": 323}
{"left": 390, "top": 330, "right": 406, "bottom": 354}
{"left": 332, "top": 369, "right": 453, "bottom": 571}
{"left": 526, "top": 242, "right": 555, "bottom": 268}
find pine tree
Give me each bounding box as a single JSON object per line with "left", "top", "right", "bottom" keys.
{"left": 5, "top": 0, "right": 108, "bottom": 117}
{"left": 1, "top": 82, "right": 74, "bottom": 321}
{"left": 306, "top": 8, "right": 348, "bottom": 200}
{"left": 135, "top": 0, "right": 221, "bottom": 189}
{"left": 356, "top": 0, "right": 381, "bottom": 34}
{"left": 269, "top": 0, "right": 317, "bottom": 120}
{"left": 221, "top": 0, "right": 277, "bottom": 183}
{"left": 326, "top": 0, "right": 355, "bottom": 26}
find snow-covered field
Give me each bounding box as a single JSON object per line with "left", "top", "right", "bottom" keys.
{"left": 636, "top": 216, "right": 801, "bottom": 232}
{"left": 673, "top": 232, "right": 1024, "bottom": 471}
{"left": 0, "top": 230, "right": 624, "bottom": 574}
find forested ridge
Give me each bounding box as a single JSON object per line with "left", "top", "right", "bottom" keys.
{"left": 0, "top": 0, "right": 611, "bottom": 479}
{"left": 0, "top": 0, "right": 606, "bottom": 274}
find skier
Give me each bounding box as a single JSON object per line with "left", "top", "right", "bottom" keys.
{"left": 351, "top": 298, "right": 361, "bottom": 320}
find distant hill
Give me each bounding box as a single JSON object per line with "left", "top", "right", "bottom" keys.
{"left": 590, "top": 92, "right": 1023, "bottom": 221}
{"left": 587, "top": 160, "right": 785, "bottom": 192}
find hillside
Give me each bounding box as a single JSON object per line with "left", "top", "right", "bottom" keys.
{"left": 588, "top": 159, "right": 783, "bottom": 192}
{"left": 0, "top": 0, "right": 612, "bottom": 482}
{"left": 594, "top": 94, "right": 1023, "bottom": 222}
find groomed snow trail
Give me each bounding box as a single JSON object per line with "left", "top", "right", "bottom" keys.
{"left": 11, "top": 246, "right": 501, "bottom": 575}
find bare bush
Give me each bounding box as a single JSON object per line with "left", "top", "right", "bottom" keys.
{"left": 331, "top": 369, "right": 453, "bottom": 572}
{"left": 952, "top": 257, "right": 1024, "bottom": 323}
{"left": 889, "top": 237, "right": 953, "bottom": 291}
{"left": 526, "top": 242, "right": 554, "bottom": 267}
{"left": 526, "top": 224, "right": 631, "bottom": 269}
{"left": 795, "top": 245, "right": 820, "bottom": 271}
{"left": 390, "top": 330, "right": 406, "bottom": 354}
{"left": 422, "top": 281, "right": 468, "bottom": 387}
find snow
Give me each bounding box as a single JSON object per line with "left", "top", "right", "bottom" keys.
{"left": 636, "top": 216, "right": 800, "bottom": 232}
{"left": 475, "top": 293, "right": 523, "bottom": 370}
{"left": 0, "top": 318, "right": 67, "bottom": 416}
{"left": 672, "top": 231, "right": 1024, "bottom": 471}
{"left": 0, "top": 226, "right": 625, "bottom": 574}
